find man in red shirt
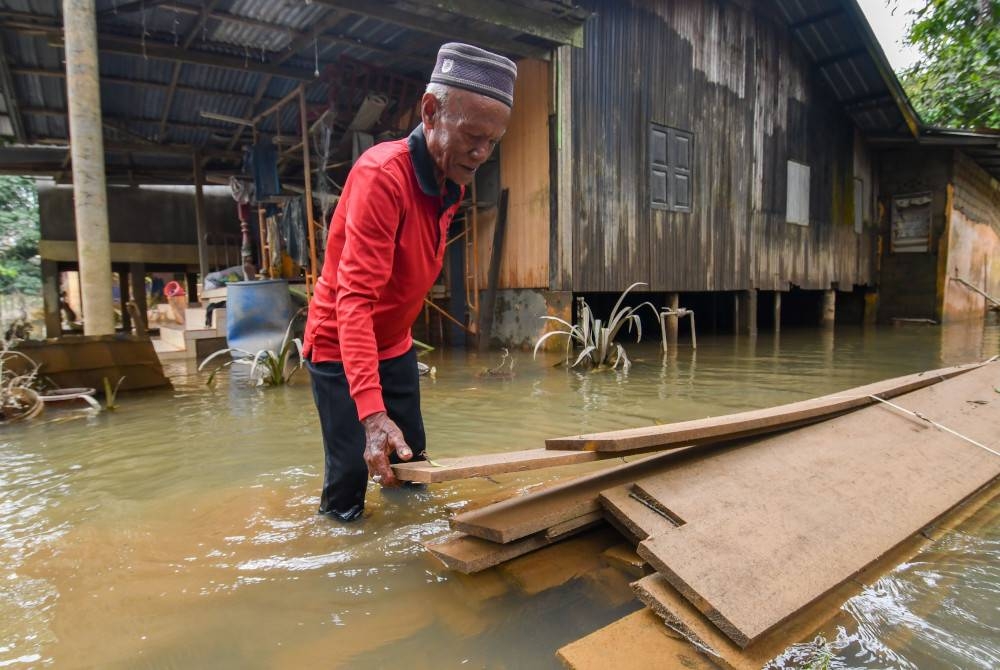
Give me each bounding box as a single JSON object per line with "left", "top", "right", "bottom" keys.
{"left": 303, "top": 43, "right": 516, "bottom": 521}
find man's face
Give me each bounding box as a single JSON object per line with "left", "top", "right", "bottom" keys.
{"left": 422, "top": 88, "right": 511, "bottom": 186}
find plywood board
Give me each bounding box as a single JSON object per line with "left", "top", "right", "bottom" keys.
{"left": 635, "top": 361, "right": 1000, "bottom": 648}
{"left": 556, "top": 608, "right": 718, "bottom": 670}
{"left": 546, "top": 362, "right": 981, "bottom": 452}
{"left": 632, "top": 476, "right": 1000, "bottom": 670}
{"left": 450, "top": 450, "right": 697, "bottom": 544}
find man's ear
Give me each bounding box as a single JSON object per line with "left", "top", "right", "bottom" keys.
{"left": 420, "top": 93, "right": 439, "bottom": 130}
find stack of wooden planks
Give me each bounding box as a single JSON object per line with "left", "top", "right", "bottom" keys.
{"left": 418, "top": 361, "right": 1000, "bottom": 668}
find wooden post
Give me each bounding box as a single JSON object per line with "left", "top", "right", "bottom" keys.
{"left": 821, "top": 289, "right": 836, "bottom": 327}
{"left": 193, "top": 152, "right": 210, "bottom": 290}
{"left": 737, "top": 290, "right": 757, "bottom": 336}
{"left": 129, "top": 263, "right": 147, "bottom": 335}
{"left": 118, "top": 265, "right": 131, "bottom": 333}
{"left": 300, "top": 85, "right": 319, "bottom": 298}
{"left": 773, "top": 291, "right": 782, "bottom": 334}
{"left": 41, "top": 259, "right": 61, "bottom": 338}
{"left": 665, "top": 292, "right": 680, "bottom": 349}
{"left": 63, "top": 0, "right": 114, "bottom": 335}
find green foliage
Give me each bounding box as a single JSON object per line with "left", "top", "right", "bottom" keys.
{"left": 899, "top": 0, "right": 1000, "bottom": 129}
{"left": 533, "top": 282, "right": 662, "bottom": 372}
{"left": 199, "top": 309, "right": 304, "bottom": 387}
{"left": 0, "top": 176, "right": 41, "bottom": 295}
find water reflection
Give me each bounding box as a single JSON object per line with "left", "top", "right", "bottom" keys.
{"left": 0, "top": 323, "right": 997, "bottom": 668}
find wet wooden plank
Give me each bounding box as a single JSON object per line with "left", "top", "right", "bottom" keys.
{"left": 631, "top": 476, "right": 1000, "bottom": 669}
{"left": 546, "top": 362, "right": 982, "bottom": 452}
{"left": 598, "top": 484, "right": 674, "bottom": 542}
{"left": 392, "top": 448, "right": 603, "bottom": 483}
{"left": 635, "top": 361, "right": 1000, "bottom": 648}
{"left": 450, "top": 451, "right": 696, "bottom": 544}
{"left": 425, "top": 515, "right": 607, "bottom": 574}
{"left": 556, "top": 608, "right": 718, "bottom": 670}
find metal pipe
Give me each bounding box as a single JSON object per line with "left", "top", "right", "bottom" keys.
{"left": 63, "top": 0, "right": 114, "bottom": 335}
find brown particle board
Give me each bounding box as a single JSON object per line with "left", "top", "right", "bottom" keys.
{"left": 598, "top": 484, "right": 675, "bottom": 542}
{"left": 600, "top": 543, "right": 649, "bottom": 579}
{"left": 556, "top": 608, "right": 719, "bottom": 670}
{"left": 450, "top": 450, "right": 698, "bottom": 544}
{"left": 631, "top": 476, "right": 1000, "bottom": 670}
{"left": 546, "top": 362, "right": 981, "bottom": 452}
{"left": 634, "top": 361, "right": 1000, "bottom": 648}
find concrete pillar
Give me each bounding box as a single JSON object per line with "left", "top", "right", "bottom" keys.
{"left": 665, "top": 292, "right": 679, "bottom": 349}
{"left": 129, "top": 263, "right": 147, "bottom": 335}
{"left": 193, "top": 153, "right": 210, "bottom": 289}
{"left": 64, "top": 0, "right": 114, "bottom": 335}
{"left": 737, "top": 290, "right": 757, "bottom": 336}
{"left": 821, "top": 289, "right": 836, "bottom": 327}
{"left": 773, "top": 291, "right": 782, "bottom": 334}
{"left": 42, "top": 260, "right": 61, "bottom": 339}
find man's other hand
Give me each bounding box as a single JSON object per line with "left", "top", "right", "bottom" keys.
{"left": 362, "top": 411, "right": 412, "bottom": 487}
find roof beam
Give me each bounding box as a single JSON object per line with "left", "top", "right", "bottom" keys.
{"left": 157, "top": 0, "right": 225, "bottom": 142}
{"left": 813, "top": 47, "right": 867, "bottom": 70}
{"left": 312, "top": 0, "right": 550, "bottom": 60}
{"left": 10, "top": 67, "right": 284, "bottom": 106}
{"left": 1, "top": 21, "right": 319, "bottom": 80}
{"left": 225, "top": 7, "right": 348, "bottom": 152}
{"left": 19, "top": 106, "right": 300, "bottom": 140}
{"left": 405, "top": 0, "right": 584, "bottom": 47}
{"left": 789, "top": 8, "right": 844, "bottom": 32}
{"left": 0, "top": 34, "right": 27, "bottom": 143}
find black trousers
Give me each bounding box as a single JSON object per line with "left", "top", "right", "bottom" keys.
{"left": 306, "top": 348, "right": 426, "bottom": 519}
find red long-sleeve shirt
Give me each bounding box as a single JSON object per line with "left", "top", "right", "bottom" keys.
{"left": 303, "top": 125, "right": 463, "bottom": 420}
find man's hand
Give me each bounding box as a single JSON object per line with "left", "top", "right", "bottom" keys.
{"left": 362, "top": 411, "right": 412, "bottom": 487}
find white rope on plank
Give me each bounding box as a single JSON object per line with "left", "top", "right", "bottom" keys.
{"left": 867, "top": 394, "right": 1000, "bottom": 458}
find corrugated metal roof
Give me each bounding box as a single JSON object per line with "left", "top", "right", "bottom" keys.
{"left": 0, "top": 0, "right": 587, "bottom": 182}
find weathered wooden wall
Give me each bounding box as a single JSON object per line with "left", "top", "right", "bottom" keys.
{"left": 567, "top": 0, "right": 876, "bottom": 293}
{"left": 483, "top": 58, "right": 551, "bottom": 289}
{"left": 875, "top": 146, "right": 951, "bottom": 323}
{"left": 942, "top": 151, "right": 1000, "bottom": 322}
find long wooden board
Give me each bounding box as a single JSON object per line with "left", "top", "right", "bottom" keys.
{"left": 425, "top": 514, "right": 607, "bottom": 574}
{"left": 631, "top": 476, "right": 1000, "bottom": 669}
{"left": 546, "top": 362, "right": 982, "bottom": 452}
{"left": 392, "top": 448, "right": 602, "bottom": 483}
{"left": 450, "top": 450, "right": 698, "bottom": 544}
{"left": 634, "top": 361, "right": 1000, "bottom": 648}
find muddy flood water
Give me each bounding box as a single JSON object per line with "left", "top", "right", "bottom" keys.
{"left": 3, "top": 322, "right": 999, "bottom": 669}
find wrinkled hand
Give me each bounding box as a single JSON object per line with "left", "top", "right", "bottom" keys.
{"left": 362, "top": 411, "right": 412, "bottom": 487}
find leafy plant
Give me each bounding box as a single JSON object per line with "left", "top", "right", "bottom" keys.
{"left": 0, "top": 177, "right": 41, "bottom": 296}
{"left": 199, "top": 309, "right": 304, "bottom": 387}
{"left": 102, "top": 376, "right": 125, "bottom": 411}
{"left": 898, "top": 0, "right": 1000, "bottom": 129}
{"left": 532, "top": 282, "right": 663, "bottom": 372}
{"left": 0, "top": 341, "right": 42, "bottom": 422}
{"left": 803, "top": 635, "right": 835, "bottom": 670}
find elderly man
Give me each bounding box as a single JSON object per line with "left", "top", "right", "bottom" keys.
{"left": 303, "top": 43, "right": 516, "bottom": 521}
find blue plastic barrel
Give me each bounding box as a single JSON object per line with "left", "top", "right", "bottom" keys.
{"left": 226, "top": 279, "right": 294, "bottom": 355}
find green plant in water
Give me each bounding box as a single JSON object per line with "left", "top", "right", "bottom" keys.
{"left": 102, "top": 376, "right": 125, "bottom": 411}
{"left": 803, "top": 635, "right": 835, "bottom": 670}
{"left": 532, "top": 282, "right": 663, "bottom": 372}
{"left": 199, "top": 309, "right": 304, "bottom": 387}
